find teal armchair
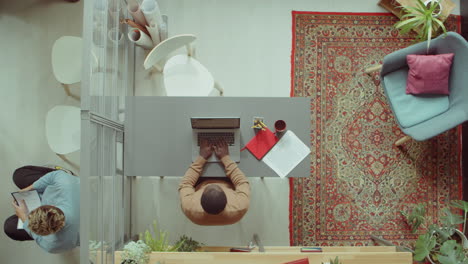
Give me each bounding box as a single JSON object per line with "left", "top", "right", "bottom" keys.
{"left": 367, "top": 32, "right": 468, "bottom": 145}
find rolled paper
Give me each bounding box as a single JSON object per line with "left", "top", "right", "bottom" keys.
{"left": 127, "top": 29, "right": 153, "bottom": 50}
{"left": 141, "top": 0, "right": 164, "bottom": 27}
{"left": 127, "top": 0, "right": 148, "bottom": 26}
{"left": 146, "top": 23, "right": 161, "bottom": 46}
{"left": 94, "top": 0, "right": 107, "bottom": 13}
{"left": 159, "top": 22, "right": 168, "bottom": 41}
{"left": 160, "top": 15, "right": 168, "bottom": 41}
{"left": 123, "top": 19, "right": 150, "bottom": 36}
{"left": 108, "top": 27, "right": 124, "bottom": 45}
{"left": 108, "top": 0, "right": 122, "bottom": 21}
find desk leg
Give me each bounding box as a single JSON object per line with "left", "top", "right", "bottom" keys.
{"left": 57, "top": 153, "right": 80, "bottom": 172}
{"left": 62, "top": 83, "right": 81, "bottom": 101}
{"left": 214, "top": 81, "right": 224, "bottom": 96}
{"left": 149, "top": 64, "right": 163, "bottom": 75}
{"left": 364, "top": 64, "right": 382, "bottom": 74}
{"left": 395, "top": 135, "right": 412, "bottom": 146}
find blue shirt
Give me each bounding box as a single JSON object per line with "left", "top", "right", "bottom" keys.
{"left": 23, "top": 170, "right": 80, "bottom": 253}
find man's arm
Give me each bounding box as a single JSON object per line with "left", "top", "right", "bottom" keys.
{"left": 32, "top": 170, "right": 62, "bottom": 192}
{"left": 178, "top": 156, "right": 206, "bottom": 197}
{"left": 20, "top": 185, "right": 34, "bottom": 192}
{"left": 214, "top": 140, "right": 250, "bottom": 202}
{"left": 220, "top": 155, "right": 250, "bottom": 197}
{"left": 178, "top": 139, "right": 212, "bottom": 199}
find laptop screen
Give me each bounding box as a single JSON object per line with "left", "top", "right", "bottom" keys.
{"left": 191, "top": 117, "right": 240, "bottom": 129}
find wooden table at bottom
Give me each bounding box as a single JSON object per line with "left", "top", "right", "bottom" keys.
{"left": 113, "top": 246, "right": 412, "bottom": 264}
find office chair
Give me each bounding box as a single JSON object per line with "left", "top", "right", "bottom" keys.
{"left": 365, "top": 32, "right": 468, "bottom": 146}
{"left": 52, "top": 36, "right": 99, "bottom": 100}
{"left": 45, "top": 105, "right": 80, "bottom": 170}
{"left": 143, "top": 34, "right": 224, "bottom": 96}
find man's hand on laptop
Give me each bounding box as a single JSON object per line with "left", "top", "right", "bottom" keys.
{"left": 214, "top": 140, "right": 229, "bottom": 159}
{"left": 200, "top": 139, "right": 213, "bottom": 160}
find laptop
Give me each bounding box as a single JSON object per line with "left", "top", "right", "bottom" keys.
{"left": 191, "top": 117, "right": 241, "bottom": 162}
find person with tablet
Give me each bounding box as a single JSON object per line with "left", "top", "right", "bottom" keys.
{"left": 4, "top": 165, "right": 80, "bottom": 253}
{"left": 179, "top": 139, "right": 251, "bottom": 225}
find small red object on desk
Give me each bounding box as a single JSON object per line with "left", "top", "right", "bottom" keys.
{"left": 282, "top": 258, "right": 309, "bottom": 264}
{"left": 229, "top": 247, "right": 252, "bottom": 252}
{"left": 241, "top": 127, "right": 279, "bottom": 160}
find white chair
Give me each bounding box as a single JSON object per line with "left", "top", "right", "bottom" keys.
{"left": 52, "top": 36, "right": 99, "bottom": 100}
{"left": 143, "top": 34, "right": 224, "bottom": 96}
{"left": 45, "top": 105, "right": 81, "bottom": 170}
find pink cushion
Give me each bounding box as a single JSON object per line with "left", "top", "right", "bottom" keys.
{"left": 406, "top": 53, "right": 454, "bottom": 95}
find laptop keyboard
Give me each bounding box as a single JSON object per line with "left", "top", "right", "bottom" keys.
{"left": 197, "top": 132, "right": 235, "bottom": 146}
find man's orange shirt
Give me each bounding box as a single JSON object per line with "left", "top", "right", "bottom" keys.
{"left": 178, "top": 155, "right": 250, "bottom": 225}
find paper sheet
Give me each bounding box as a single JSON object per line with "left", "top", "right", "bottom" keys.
{"left": 11, "top": 190, "right": 41, "bottom": 229}
{"left": 262, "top": 130, "right": 310, "bottom": 178}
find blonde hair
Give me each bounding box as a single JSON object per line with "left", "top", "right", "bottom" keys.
{"left": 28, "top": 205, "right": 65, "bottom": 236}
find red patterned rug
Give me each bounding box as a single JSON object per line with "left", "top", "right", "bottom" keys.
{"left": 289, "top": 11, "right": 462, "bottom": 247}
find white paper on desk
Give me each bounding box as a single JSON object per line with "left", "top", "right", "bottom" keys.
{"left": 262, "top": 130, "right": 310, "bottom": 178}
{"left": 11, "top": 190, "right": 41, "bottom": 229}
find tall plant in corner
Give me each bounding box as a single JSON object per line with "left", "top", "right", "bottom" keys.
{"left": 394, "top": 0, "right": 447, "bottom": 50}
{"left": 402, "top": 200, "right": 468, "bottom": 264}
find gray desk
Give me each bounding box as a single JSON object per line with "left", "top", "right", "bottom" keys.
{"left": 124, "top": 97, "right": 310, "bottom": 177}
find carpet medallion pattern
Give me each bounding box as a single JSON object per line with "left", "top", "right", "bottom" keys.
{"left": 289, "top": 12, "right": 461, "bottom": 246}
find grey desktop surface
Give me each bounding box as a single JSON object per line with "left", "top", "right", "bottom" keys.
{"left": 124, "top": 97, "right": 311, "bottom": 177}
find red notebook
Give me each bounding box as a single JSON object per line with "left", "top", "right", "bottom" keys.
{"left": 283, "top": 258, "right": 309, "bottom": 264}
{"left": 241, "top": 128, "right": 279, "bottom": 160}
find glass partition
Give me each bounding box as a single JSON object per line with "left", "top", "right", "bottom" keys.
{"left": 81, "top": 0, "right": 132, "bottom": 263}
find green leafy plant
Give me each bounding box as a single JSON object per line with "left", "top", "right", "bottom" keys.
{"left": 394, "top": 0, "right": 447, "bottom": 50}
{"left": 139, "top": 220, "right": 183, "bottom": 252}
{"left": 451, "top": 200, "right": 468, "bottom": 233}
{"left": 401, "top": 200, "right": 468, "bottom": 263}
{"left": 175, "top": 235, "right": 204, "bottom": 252}
{"left": 322, "top": 256, "right": 343, "bottom": 264}
{"left": 401, "top": 203, "right": 427, "bottom": 233}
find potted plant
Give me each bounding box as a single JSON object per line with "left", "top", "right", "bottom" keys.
{"left": 139, "top": 220, "right": 184, "bottom": 252}
{"left": 121, "top": 240, "right": 151, "bottom": 264}
{"left": 174, "top": 235, "right": 204, "bottom": 252}
{"left": 401, "top": 200, "right": 468, "bottom": 264}
{"left": 394, "top": 0, "right": 447, "bottom": 50}
{"left": 322, "top": 256, "right": 343, "bottom": 264}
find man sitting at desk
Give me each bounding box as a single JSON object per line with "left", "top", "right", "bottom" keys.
{"left": 178, "top": 139, "right": 250, "bottom": 225}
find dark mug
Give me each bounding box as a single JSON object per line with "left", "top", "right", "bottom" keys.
{"left": 274, "top": 120, "right": 287, "bottom": 136}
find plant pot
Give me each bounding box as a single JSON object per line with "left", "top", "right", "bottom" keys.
{"left": 423, "top": 0, "right": 443, "bottom": 17}
{"left": 425, "top": 228, "right": 468, "bottom": 264}
{"left": 454, "top": 229, "right": 468, "bottom": 249}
